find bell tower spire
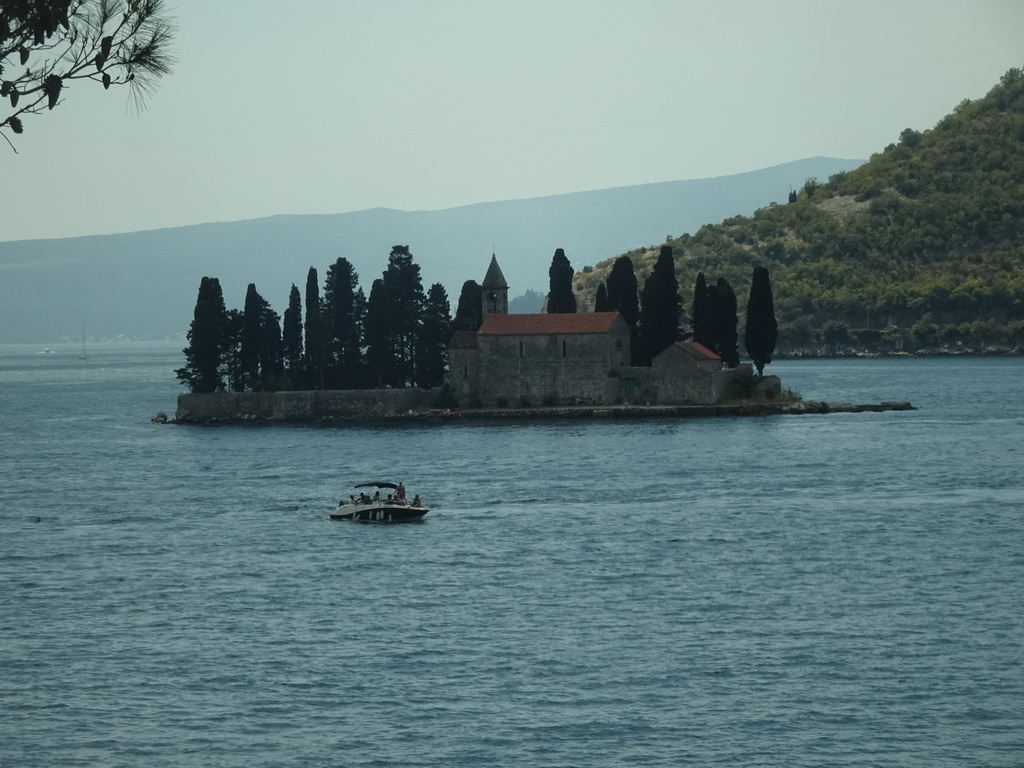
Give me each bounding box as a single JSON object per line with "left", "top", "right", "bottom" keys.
{"left": 481, "top": 252, "right": 508, "bottom": 316}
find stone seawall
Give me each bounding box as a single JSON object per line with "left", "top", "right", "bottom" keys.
{"left": 175, "top": 390, "right": 914, "bottom": 424}
{"left": 175, "top": 388, "right": 442, "bottom": 423}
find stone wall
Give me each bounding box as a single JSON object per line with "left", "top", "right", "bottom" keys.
{"left": 612, "top": 363, "right": 759, "bottom": 405}
{"left": 476, "top": 326, "right": 630, "bottom": 406}
{"left": 176, "top": 387, "right": 441, "bottom": 423}
{"left": 449, "top": 346, "right": 481, "bottom": 405}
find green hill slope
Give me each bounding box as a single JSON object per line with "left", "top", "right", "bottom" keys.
{"left": 575, "top": 67, "right": 1024, "bottom": 355}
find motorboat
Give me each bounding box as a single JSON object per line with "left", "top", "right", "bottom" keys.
{"left": 330, "top": 481, "right": 430, "bottom": 523}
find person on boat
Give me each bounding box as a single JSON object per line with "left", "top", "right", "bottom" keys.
{"left": 397, "top": 482, "right": 406, "bottom": 502}
{"left": 373, "top": 490, "right": 381, "bottom": 501}
{"left": 412, "top": 494, "right": 421, "bottom": 507}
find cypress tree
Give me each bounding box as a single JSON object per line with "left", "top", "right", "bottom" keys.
{"left": 383, "top": 245, "right": 425, "bottom": 387}
{"left": 240, "top": 283, "right": 281, "bottom": 390}
{"left": 605, "top": 256, "right": 639, "bottom": 327}
{"left": 260, "top": 308, "right": 284, "bottom": 388}
{"left": 453, "top": 280, "right": 483, "bottom": 331}
{"left": 323, "top": 257, "right": 364, "bottom": 389}
{"left": 176, "top": 276, "right": 228, "bottom": 393}
{"left": 239, "top": 283, "right": 261, "bottom": 390}
{"left": 745, "top": 266, "right": 778, "bottom": 375}
{"left": 637, "top": 246, "right": 681, "bottom": 364}
{"left": 281, "top": 284, "right": 303, "bottom": 386}
{"left": 606, "top": 255, "right": 641, "bottom": 364}
{"left": 304, "top": 267, "right": 327, "bottom": 389}
{"left": 364, "top": 278, "right": 394, "bottom": 387}
{"left": 546, "top": 248, "right": 577, "bottom": 313}
{"left": 223, "top": 309, "right": 244, "bottom": 392}
{"left": 416, "top": 283, "right": 452, "bottom": 389}
{"left": 713, "top": 277, "right": 740, "bottom": 367}
{"left": 594, "top": 282, "right": 611, "bottom": 312}
{"left": 692, "top": 272, "right": 714, "bottom": 351}
{"left": 705, "top": 280, "right": 721, "bottom": 356}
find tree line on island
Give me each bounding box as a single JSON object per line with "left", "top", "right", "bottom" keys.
{"left": 177, "top": 246, "right": 451, "bottom": 393}
{"left": 177, "top": 245, "right": 777, "bottom": 394}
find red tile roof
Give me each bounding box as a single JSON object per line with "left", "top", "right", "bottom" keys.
{"left": 684, "top": 341, "right": 720, "bottom": 360}
{"left": 478, "top": 312, "right": 622, "bottom": 336}
{"left": 653, "top": 340, "right": 721, "bottom": 362}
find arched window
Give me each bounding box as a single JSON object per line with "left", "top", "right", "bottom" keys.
{"left": 562, "top": 340, "right": 567, "bottom": 358}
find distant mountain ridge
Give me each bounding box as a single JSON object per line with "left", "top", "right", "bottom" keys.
{"left": 0, "top": 157, "right": 862, "bottom": 343}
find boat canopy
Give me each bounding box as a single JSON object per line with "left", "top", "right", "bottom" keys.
{"left": 354, "top": 481, "right": 400, "bottom": 490}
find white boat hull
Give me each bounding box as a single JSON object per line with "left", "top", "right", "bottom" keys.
{"left": 330, "top": 501, "right": 429, "bottom": 523}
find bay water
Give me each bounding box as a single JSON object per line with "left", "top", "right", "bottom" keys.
{"left": 1, "top": 343, "right": 1022, "bottom": 767}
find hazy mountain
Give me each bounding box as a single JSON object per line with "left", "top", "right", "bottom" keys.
{"left": 0, "top": 157, "right": 861, "bottom": 343}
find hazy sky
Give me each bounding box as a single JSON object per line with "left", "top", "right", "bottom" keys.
{"left": 2, "top": 0, "right": 1022, "bottom": 243}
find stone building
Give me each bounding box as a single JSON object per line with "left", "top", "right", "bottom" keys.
{"left": 448, "top": 255, "right": 759, "bottom": 407}
{"left": 451, "top": 311, "right": 632, "bottom": 405}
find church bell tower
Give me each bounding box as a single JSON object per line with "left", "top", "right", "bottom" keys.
{"left": 481, "top": 253, "right": 509, "bottom": 316}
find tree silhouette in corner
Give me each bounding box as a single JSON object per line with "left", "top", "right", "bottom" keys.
{"left": 1, "top": 0, "right": 176, "bottom": 148}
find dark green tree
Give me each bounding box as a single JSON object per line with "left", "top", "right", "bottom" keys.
{"left": 637, "top": 246, "right": 681, "bottom": 364}
{"left": 176, "top": 276, "right": 227, "bottom": 393}
{"left": 606, "top": 255, "right": 641, "bottom": 364}
{"left": 260, "top": 309, "right": 284, "bottom": 388}
{"left": 745, "top": 266, "right": 778, "bottom": 375}
{"left": 453, "top": 280, "right": 483, "bottom": 331}
{"left": 704, "top": 280, "right": 720, "bottom": 356}
{"left": 323, "top": 257, "right": 364, "bottom": 389}
{"left": 691, "top": 272, "right": 714, "bottom": 351}
{"left": 594, "top": 282, "right": 611, "bottom": 312}
{"left": 303, "top": 267, "right": 327, "bottom": 389}
{"left": 711, "top": 277, "right": 739, "bottom": 367}
{"left": 382, "top": 245, "right": 425, "bottom": 386}
{"left": 546, "top": 248, "right": 577, "bottom": 313}
{"left": 281, "top": 284, "right": 303, "bottom": 385}
{"left": 605, "top": 256, "right": 639, "bottom": 327}
{"left": 363, "top": 278, "right": 394, "bottom": 387}
{"left": 1, "top": 0, "right": 175, "bottom": 145}
{"left": 223, "top": 309, "right": 244, "bottom": 392}
{"left": 416, "top": 283, "right": 451, "bottom": 388}
{"left": 239, "top": 283, "right": 281, "bottom": 390}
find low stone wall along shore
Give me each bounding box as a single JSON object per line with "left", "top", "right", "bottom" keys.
{"left": 174, "top": 390, "right": 914, "bottom": 425}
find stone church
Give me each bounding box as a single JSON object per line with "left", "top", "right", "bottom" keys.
{"left": 448, "top": 255, "right": 756, "bottom": 406}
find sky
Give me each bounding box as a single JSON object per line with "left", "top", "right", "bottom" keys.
{"left": 2, "top": 0, "right": 1022, "bottom": 243}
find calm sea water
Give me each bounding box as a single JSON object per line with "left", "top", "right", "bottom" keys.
{"left": 1, "top": 342, "right": 1022, "bottom": 767}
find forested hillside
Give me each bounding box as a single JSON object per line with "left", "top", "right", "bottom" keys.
{"left": 575, "top": 68, "right": 1024, "bottom": 354}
